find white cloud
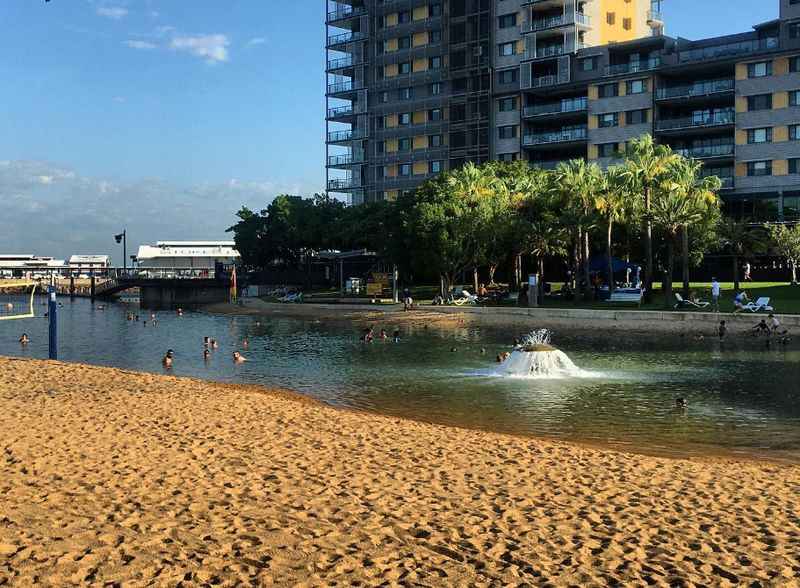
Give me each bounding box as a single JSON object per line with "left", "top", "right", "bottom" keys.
{"left": 125, "top": 40, "right": 157, "bottom": 50}
{"left": 170, "top": 34, "right": 229, "bottom": 64}
{"left": 0, "top": 161, "right": 320, "bottom": 261}
{"left": 96, "top": 6, "right": 128, "bottom": 20}
{"left": 247, "top": 37, "right": 267, "bottom": 47}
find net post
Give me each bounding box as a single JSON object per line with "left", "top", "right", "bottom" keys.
{"left": 48, "top": 286, "right": 58, "bottom": 360}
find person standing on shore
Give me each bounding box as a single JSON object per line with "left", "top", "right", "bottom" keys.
{"left": 711, "top": 278, "right": 721, "bottom": 312}
{"left": 743, "top": 262, "right": 752, "bottom": 282}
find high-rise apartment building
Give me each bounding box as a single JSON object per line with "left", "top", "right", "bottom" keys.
{"left": 326, "top": 0, "right": 800, "bottom": 222}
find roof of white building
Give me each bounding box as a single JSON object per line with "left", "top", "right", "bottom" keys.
{"left": 136, "top": 241, "right": 240, "bottom": 260}
{"left": 69, "top": 255, "right": 110, "bottom": 265}
{"left": 0, "top": 255, "right": 66, "bottom": 268}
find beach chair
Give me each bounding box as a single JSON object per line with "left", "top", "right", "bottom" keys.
{"left": 743, "top": 297, "right": 773, "bottom": 312}
{"left": 674, "top": 292, "right": 710, "bottom": 310}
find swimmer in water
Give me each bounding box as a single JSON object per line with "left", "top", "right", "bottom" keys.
{"left": 242, "top": 338, "right": 249, "bottom": 349}
{"left": 211, "top": 339, "right": 219, "bottom": 349}
{"left": 379, "top": 329, "right": 388, "bottom": 340}
{"left": 203, "top": 336, "right": 210, "bottom": 347}
{"left": 675, "top": 398, "right": 688, "bottom": 409}
{"left": 203, "top": 349, "right": 211, "bottom": 361}
{"left": 392, "top": 329, "right": 401, "bottom": 343}
{"left": 362, "top": 328, "right": 374, "bottom": 343}
{"left": 162, "top": 350, "right": 174, "bottom": 368}
{"left": 232, "top": 351, "right": 247, "bottom": 363}
{"left": 177, "top": 307, "right": 183, "bottom": 316}
{"left": 19, "top": 333, "right": 29, "bottom": 346}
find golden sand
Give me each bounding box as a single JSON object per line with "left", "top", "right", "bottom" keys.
{"left": 0, "top": 357, "right": 798, "bottom": 586}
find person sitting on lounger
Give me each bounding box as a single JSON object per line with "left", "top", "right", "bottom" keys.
{"left": 733, "top": 291, "right": 749, "bottom": 313}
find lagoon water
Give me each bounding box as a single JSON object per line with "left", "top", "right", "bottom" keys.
{"left": 2, "top": 296, "right": 800, "bottom": 461}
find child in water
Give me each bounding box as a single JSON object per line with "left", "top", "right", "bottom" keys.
{"left": 162, "top": 349, "right": 174, "bottom": 368}
{"left": 232, "top": 351, "right": 247, "bottom": 363}
{"left": 19, "top": 333, "right": 29, "bottom": 346}
{"left": 203, "top": 349, "right": 211, "bottom": 361}
{"left": 392, "top": 329, "right": 401, "bottom": 343}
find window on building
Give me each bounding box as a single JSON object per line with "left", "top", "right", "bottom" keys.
{"left": 431, "top": 82, "right": 441, "bottom": 95}
{"left": 398, "top": 36, "right": 411, "bottom": 50}
{"left": 747, "top": 160, "right": 772, "bottom": 176}
{"left": 498, "top": 125, "right": 518, "bottom": 139}
{"left": 747, "top": 94, "right": 772, "bottom": 111}
{"left": 498, "top": 97, "right": 517, "bottom": 112}
{"left": 499, "top": 42, "right": 516, "bottom": 57}
{"left": 375, "top": 141, "right": 385, "bottom": 154}
{"left": 498, "top": 69, "right": 518, "bottom": 84}
{"left": 429, "top": 56, "right": 442, "bottom": 69}
{"left": 790, "top": 125, "right": 800, "bottom": 140}
{"left": 398, "top": 10, "right": 410, "bottom": 23}
{"left": 626, "top": 109, "right": 648, "bottom": 125}
{"left": 790, "top": 159, "right": 800, "bottom": 174}
{"left": 791, "top": 56, "right": 800, "bottom": 72}
{"left": 430, "top": 30, "right": 442, "bottom": 43}
{"left": 429, "top": 134, "right": 443, "bottom": 147}
{"left": 498, "top": 13, "right": 517, "bottom": 28}
{"left": 627, "top": 79, "right": 646, "bottom": 94}
{"left": 399, "top": 87, "right": 413, "bottom": 100}
{"left": 428, "top": 108, "right": 442, "bottom": 121}
{"left": 789, "top": 22, "right": 800, "bottom": 39}
{"left": 598, "top": 143, "right": 617, "bottom": 158}
{"left": 376, "top": 116, "right": 385, "bottom": 129}
{"left": 399, "top": 62, "right": 411, "bottom": 74}
{"left": 399, "top": 163, "right": 412, "bottom": 176}
{"left": 747, "top": 127, "right": 773, "bottom": 144}
{"left": 791, "top": 90, "right": 800, "bottom": 106}
{"left": 380, "top": 91, "right": 389, "bottom": 103}
{"left": 748, "top": 61, "right": 772, "bottom": 78}
{"left": 498, "top": 153, "right": 518, "bottom": 162}
{"left": 580, "top": 57, "right": 598, "bottom": 71}
{"left": 598, "top": 83, "right": 619, "bottom": 98}
{"left": 398, "top": 138, "right": 411, "bottom": 151}
{"left": 598, "top": 112, "right": 619, "bottom": 128}
{"left": 606, "top": 12, "right": 615, "bottom": 25}
{"left": 399, "top": 112, "right": 411, "bottom": 125}
{"left": 429, "top": 3, "right": 441, "bottom": 17}
{"left": 430, "top": 160, "right": 443, "bottom": 174}
{"left": 623, "top": 17, "right": 632, "bottom": 30}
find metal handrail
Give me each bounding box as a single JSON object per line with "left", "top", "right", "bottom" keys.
{"left": 679, "top": 37, "right": 779, "bottom": 63}
{"left": 656, "top": 111, "right": 735, "bottom": 131}
{"left": 523, "top": 127, "right": 587, "bottom": 145}
{"left": 604, "top": 57, "right": 661, "bottom": 76}
{"left": 656, "top": 79, "right": 735, "bottom": 100}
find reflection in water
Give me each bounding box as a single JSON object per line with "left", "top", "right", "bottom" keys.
{"left": 1, "top": 296, "right": 799, "bottom": 461}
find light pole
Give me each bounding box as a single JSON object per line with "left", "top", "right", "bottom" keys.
{"left": 114, "top": 230, "right": 127, "bottom": 271}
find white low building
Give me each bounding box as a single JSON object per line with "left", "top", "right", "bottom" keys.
{"left": 69, "top": 255, "right": 111, "bottom": 273}
{"left": 0, "top": 255, "right": 66, "bottom": 277}
{"left": 135, "top": 241, "right": 240, "bottom": 269}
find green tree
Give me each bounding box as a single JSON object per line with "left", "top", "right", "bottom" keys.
{"left": 717, "top": 219, "right": 768, "bottom": 291}
{"left": 766, "top": 223, "right": 800, "bottom": 284}
{"left": 622, "top": 135, "right": 679, "bottom": 301}
{"left": 594, "top": 166, "right": 630, "bottom": 294}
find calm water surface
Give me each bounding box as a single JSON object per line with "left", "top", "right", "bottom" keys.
{"left": 2, "top": 297, "right": 800, "bottom": 462}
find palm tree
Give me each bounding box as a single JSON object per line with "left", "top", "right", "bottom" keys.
{"left": 505, "top": 164, "right": 551, "bottom": 289}
{"left": 554, "top": 160, "right": 601, "bottom": 302}
{"left": 622, "top": 135, "right": 679, "bottom": 301}
{"left": 594, "top": 166, "right": 630, "bottom": 294}
{"left": 718, "top": 219, "right": 768, "bottom": 291}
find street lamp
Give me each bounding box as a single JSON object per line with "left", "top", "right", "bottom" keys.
{"left": 114, "top": 230, "right": 127, "bottom": 270}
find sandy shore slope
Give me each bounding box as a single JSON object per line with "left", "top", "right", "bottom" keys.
{"left": 1, "top": 357, "right": 798, "bottom": 586}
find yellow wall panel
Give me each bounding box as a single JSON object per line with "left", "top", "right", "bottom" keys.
{"left": 413, "top": 58, "right": 428, "bottom": 72}
{"left": 412, "top": 32, "right": 428, "bottom": 47}
{"left": 735, "top": 129, "right": 747, "bottom": 145}
{"left": 735, "top": 63, "right": 748, "bottom": 81}
{"left": 385, "top": 12, "right": 398, "bottom": 26}
{"left": 589, "top": 115, "right": 599, "bottom": 130}
{"left": 386, "top": 139, "right": 398, "bottom": 153}
{"left": 386, "top": 190, "right": 399, "bottom": 202}
{"left": 413, "top": 111, "right": 426, "bottom": 124}
{"left": 775, "top": 57, "right": 789, "bottom": 76}
{"left": 413, "top": 6, "right": 428, "bottom": 20}
{"left": 774, "top": 159, "right": 789, "bottom": 176}
{"left": 774, "top": 92, "right": 789, "bottom": 109}
{"left": 384, "top": 63, "right": 398, "bottom": 77}
{"left": 735, "top": 163, "right": 747, "bottom": 177}
{"left": 618, "top": 81, "right": 626, "bottom": 96}
{"left": 413, "top": 136, "right": 427, "bottom": 150}
{"left": 385, "top": 38, "right": 399, "bottom": 52}
{"left": 386, "top": 165, "right": 398, "bottom": 178}
{"left": 413, "top": 161, "right": 428, "bottom": 175}
{"left": 588, "top": 85, "right": 599, "bottom": 100}
{"left": 775, "top": 126, "right": 789, "bottom": 142}
{"left": 588, "top": 144, "right": 599, "bottom": 160}
{"left": 618, "top": 114, "right": 626, "bottom": 128}
{"left": 386, "top": 114, "right": 398, "bottom": 128}
{"left": 515, "top": 40, "right": 524, "bottom": 54}
{"left": 735, "top": 97, "right": 748, "bottom": 113}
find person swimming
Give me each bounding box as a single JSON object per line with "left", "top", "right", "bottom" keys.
{"left": 676, "top": 398, "right": 688, "bottom": 409}
{"left": 19, "top": 333, "right": 29, "bottom": 346}
{"left": 496, "top": 351, "right": 511, "bottom": 363}
{"left": 177, "top": 307, "right": 183, "bottom": 316}
{"left": 232, "top": 351, "right": 247, "bottom": 363}
{"left": 211, "top": 339, "right": 219, "bottom": 349}
{"left": 392, "top": 329, "right": 401, "bottom": 343}
{"left": 718, "top": 320, "right": 727, "bottom": 341}
{"left": 242, "top": 338, "right": 249, "bottom": 348}
{"left": 379, "top": 329, "right": 388, "bottom": 340}
{"left": 362, "top": 328, "right": 374, "bottom": 343}
{"left": 162, "top": 349, "right": 174, "bottom": 368}
{"left": 204, "top": 336, "right": 210, "bottom": 347}
{"left": 203, "top": 348, "right": 211, "bottom": 361}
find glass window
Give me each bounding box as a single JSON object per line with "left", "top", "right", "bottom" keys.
{"left": 498, "top": 69, "right": 517, "bottom": 84}
{"left": 747, "top": 128, "right": 772, "bottom": 144}
{"left": 430, "top": 30, "right": 442, "bottom": 43}
{"left": 498, "top": 153, "right": 517, "bottom": 162}
{"left": 748, "top": 94, "right": 772, "bottom": 111}
{"left": 399, "top": 62, "right": 411, "bottom": 74}
{"left": 398, "top": 138, "right": 411, "bottom": 151}
{"left": 429, "top": 134, "right": 442, "bottom": 147}
{"left": 598, "top": 83, "right": 618, "bottom": 98}
{"left": 429, "top": 56, "right": 441, "bottom": 69}
{"left": 791, "top": 56, "right": 800, "bottom": 73}
{"left": 431, "top": 82, "right": 441, "bottom": 95}
{"left": 499, "top": 42, "right": 516, "bottom": 57}
{"left": 626, "top": 79, "right": 646, "bottom": 94}
{"left": 598, "top": 143, "right": 617, "bottom": 158}
{"left": 626, "top": 109, "right": 648, "bottom": 125}
{"left": 375, "top": 141, "right": 385, "bottom": 154}
{"left": 399, "top": 112, "right": 411, "bottom": 125}
{"left": 498, "top": 125, "right": 518, "bottom": 139}
{"left": 399, "top": 164, "right": 411, "bottom": 176}
{"left": 784, "top": 195, "right": 800, "bottom": 221}
{"left": 747, "top": 161, "right": 772, "bottom": 176}
{"left": 430, "top": 160, "right": 443, "bottom": 174}
{"left": 790, "top": 22, "right": 800, "bottom": 39}
{"left": 398, "top": 10, "right": 410, "bottom": 23}
{"left": 399, "top": 87, "right": 413, "bottom": 100}
{"left": 498, "top": 97, "right": 517, "bottom": 112}
{"left": 747, "top": 61, "right": 772, "bottom": 78}
{"left": 790, "top": 90, "right": 800, "bottom": 107}
{"left": 790, "top": 159, "right": 800, "bottom": 174}
{"left": 380, "top": 91, "right": 389, "bottom": 103}
{"left": 498, "top": 14, "right": 517, "bottom": 28}
{"left": 428, "top": 108, "right": 442, "bottom": 121}
{"left": 580, "top": 57, "right": 598, "bottom": 71}
{"left": 790, "top": 125, "right": 800, "bottom": 141}
{"left": 598, "top": 112, "right": 619, "bottom": 128}
{"left": 429, "top": 3, "right": 441, "bottom": 17}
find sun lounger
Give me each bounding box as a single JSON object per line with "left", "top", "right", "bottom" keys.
{"left": 742, "top": 297, "right": 773, "bottom": 312}
{"left": 605, "top": 288, "right": 644, "bottom": 306}
{"left": 674, "top": 292, "right": 710, "bottom": 309}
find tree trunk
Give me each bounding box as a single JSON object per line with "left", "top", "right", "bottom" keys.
{"left": 664, "top": 237, "right": 674, "bottom": 309}
{"left": 792, "top": 261, "right": 797, "bottom": 284}
{"left": 607, "top": 218, "right": 615, "bottom": 294}
{"left": 644, "top": 186, "right": 654, "bottom": 302}
{"left": 583, "top": 228, "right": 593, "bottom": 302}
{"left": 732, "top": 255, "right": 740, "bottom": 292}
{"left": 573, "top": 228, "right": 581, "bottom": 303}
{"left": 488, "top": 264, "right": 497, "bottom": 286}
{"left": 538, "top": 257, "right": 545, "bottom": 299}
{"left": 681, "top": 225, "right": 690, "bottom": 298}
{"left": 473, "top": 267, "right": 479, "bottom": 293}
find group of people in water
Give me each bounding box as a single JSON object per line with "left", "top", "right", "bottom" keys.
{"left": 713, "top": 313, "right": 791, "bottom": 347}
{"left": 361, "top": 327, "right": 401, "bottom": 343}
{"left": 162, "top": 335, "right": 248, "bottom": 368}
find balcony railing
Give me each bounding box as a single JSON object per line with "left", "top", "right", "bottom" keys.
{"left": 530, "top": 160, "right": 563, "bottom": 170}
{"left": 327, "top": 178, "right": 357, "bottom": 191}
{"left": 532, "top": 44, "right": 564, "bottom": 59}
{"left": 327, "top": 80, "right": 363, "bottom": 94}
{"left": 526, "top": 15, "right": 570, "bottom": 32}
{"left": 656, "top": 79, "right": 735, "bottom": 101}
{"left": 674, "top": 144, "right": 735, "bottom": 159}
{"left": 523, "top": 127, "right": 587, "bottom": 146}
{"left": 604, "top": 57, "right": 661, "bottom": 76}
{"left": 656, "top": 111, "right": 735, "bottom": 131}
{"left": 575, "top": 13, "right": 590, "bottom": 26}
{"left": 327, "top": 4, "right": 367, "bottom": 23}
{"left": 327, "top": 104, "right": 354, "bottom": 119}
{"left": 327, "top": 154, "right": 364, "bottom": 167}
{"left": 524, "top": 97, "right": 587, "bottom": 117}
{"left": 327, "top": 56, "right": 355, "bottom": 70}
{"left": 327, "top": 30, "right": 367, "bottom": 47}
{"left": 678, "top": 37, "right": 779, "bottom": 63}
{"left": 647, "top": 10, "right": 663, "bottom": 23}
{"left": 327, "top": 129, "right": 365, "bottom": 142}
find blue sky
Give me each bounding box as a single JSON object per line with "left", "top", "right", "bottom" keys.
{"left": 0, "top": 0, "right": 781, "bottom": 260}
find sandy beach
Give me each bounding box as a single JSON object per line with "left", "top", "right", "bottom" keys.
{"left": 1, "top": 357, "right": 798, "bottom": 586}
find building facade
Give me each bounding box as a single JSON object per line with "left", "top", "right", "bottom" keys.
{"left": 135, "top": 242, "right": 240, "bottom": 270}
{"left": 326, "top": 0, "right": 800, "bottom": 222}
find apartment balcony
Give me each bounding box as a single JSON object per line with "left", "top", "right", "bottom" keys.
{"left": 327, "top": 104, "right": 356, "bottom": 121}
{"left": 530, "top": 160, "right": 563, "bottom": 170}
{"left": 327, "top": 55, "right": 365, "bottom": 72}
{"left": 604, "top": 57, "right": 661, "bottom": 76}
{"left": 326, "top": 80, "right": 364, "bottom": 96}
{"left": 326, "top": 4, "right": 367, "bottom": 26}
{"left": 327, "top": 178, "right": 359, "bottom": 191}
{"left": 655, "top": 79, "right": 735, "bottom": 102}
{"left": 678, "top": 38, "right": 779, "bottom": 63}
{"left": 718, "top": 176, "right": 734, "bottom": 190}
{"left": 655, "top": 111, "right": 735, "bottom": 133}
{"left": 327, "top": 128, "right": 366, "bottom": 143}
{"left": 528, "top": 73, "right": 571, "bottom": 89}
{"left": 327, "top": 153, "right": 364, "bottom": 168}
{"left": 524, "top": 13, "right": 590, "bottom": 33}
{"left": 523, "top": 97, "right": 587, "bottom": 118}
{"left": 674, "top": 144, "right": 735, "bottom": 160}
{"left": 523, "top": 127, "right": 587, "bottom": 146}
{"left": 326, "top": 30, "right": 367, "bottom": 48}
{"left": 525, "top": 44, "right": 565, "bottom": 60}
{"left": 647, "top": 10, "right": 663, "bottom": 25}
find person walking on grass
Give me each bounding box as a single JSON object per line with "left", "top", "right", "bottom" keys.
{"left": 743, "top": 262, "right": 752, "bottom": 282}
{"left": 711, "top": 277, "right": 721, "bottom": 312}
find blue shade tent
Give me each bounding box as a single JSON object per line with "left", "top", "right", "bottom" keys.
{"left": 589, "top": 256, "right": 639, "bottom": 275}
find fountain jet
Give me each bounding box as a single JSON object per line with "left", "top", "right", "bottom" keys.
{"left": 497, "top": 330, "right": 585, "bottom": 378}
